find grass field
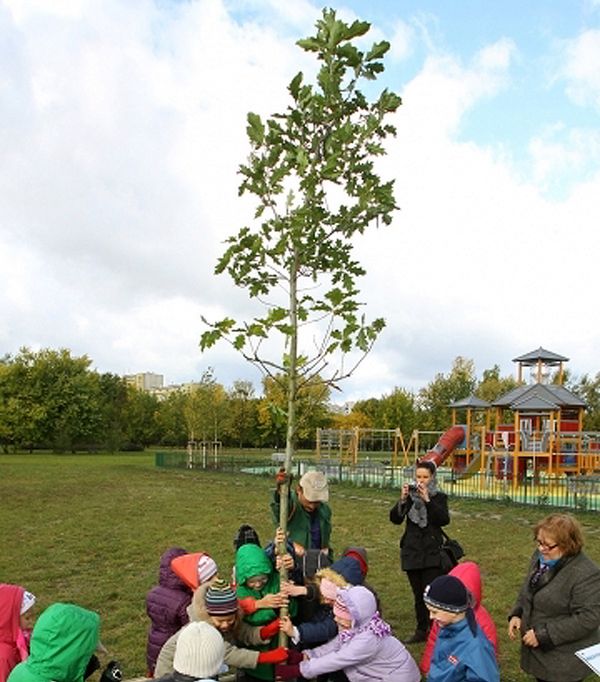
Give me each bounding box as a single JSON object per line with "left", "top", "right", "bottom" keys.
{"left": 1, "top": 452, "right": 599, "bottom": 681}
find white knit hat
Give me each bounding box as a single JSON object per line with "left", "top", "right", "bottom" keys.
{"left": 21, "top": 591, "right": 36, "bottom": 615}
{"left": 197, "top": 555, "right": 218, "bottom": 585}
{"left": 173, "top": 622, "right": 225, "bottom": 679}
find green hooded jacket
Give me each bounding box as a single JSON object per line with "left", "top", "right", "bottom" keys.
{"left": 8, "top": 604, "right": 100, "bottom": 682}
{"left": 234, "top": 544, "right": 296, "bottom": 681}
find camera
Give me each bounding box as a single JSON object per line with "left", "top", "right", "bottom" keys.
{"left": 408, "top": 482, "right": 419, "bottom": 492}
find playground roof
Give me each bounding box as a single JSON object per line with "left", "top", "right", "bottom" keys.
{"left": 493, "top": 383, "right": 586, "bottom": 410}
{"left": 449, "top": 395, "right": 491, "bottom": 409}
{"left": 512, "top": 347, "right": 569, "bottom": 365}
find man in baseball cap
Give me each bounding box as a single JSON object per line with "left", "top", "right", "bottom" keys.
{"left": 271, "top": 469, "right": 332, "bottom": 558}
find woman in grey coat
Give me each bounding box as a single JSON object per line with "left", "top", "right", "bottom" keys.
{"left": 508, "top": 513, "right": 600, "bottom": 682}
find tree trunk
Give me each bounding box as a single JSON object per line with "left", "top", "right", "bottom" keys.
{"left": 277, "top": 254, "right": 299, "bottom": 647}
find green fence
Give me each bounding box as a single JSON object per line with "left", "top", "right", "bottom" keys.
{"left": 155, "top": 451, "right": 600, "bottom": 512}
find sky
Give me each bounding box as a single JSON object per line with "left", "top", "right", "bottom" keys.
{"left": 2, "top": 0, "right": 600, "bottom": 402}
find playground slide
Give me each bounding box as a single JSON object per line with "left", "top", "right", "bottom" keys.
{"left": 419, "top": 425, "right": 466, "bottom": 468}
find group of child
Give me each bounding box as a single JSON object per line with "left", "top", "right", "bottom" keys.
{"left": 1, "top": 475, "right": 500, "bottom": 682}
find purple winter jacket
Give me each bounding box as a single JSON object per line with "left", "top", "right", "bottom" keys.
{"left": 300, "top": 586, "right": 420, "bottom": 682}
{"left": 146, "top": 547, "right": 192, "bottom": 674}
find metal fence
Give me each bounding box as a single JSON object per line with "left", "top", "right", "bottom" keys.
{"left": 155, "top": 451, "right": 600, "bottom": 512}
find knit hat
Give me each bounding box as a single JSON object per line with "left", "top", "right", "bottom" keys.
{"left": 333, "top": 591, "right": 352, "bottom": 623}
{"left": 173, "top": 622, "right": 225, "bottom": 678}
{"left": 233, "top": 524, "right": 261, "bottom": 551}
{"left": 423, "top": 575, "right": 470, "bottom": 613}
{"left": 205, "top": 579, "right": 238, "bottom": 616}
{"left": 342, "top": 547, "right": 368, "bottom": 578}
{"left": 197, "top": 555, "right": 218, "bottom": 585}
{"left": 21, "top": 590, "right": 36, "bottom": 615}
{"left": 319, "top": 578, "right": 339, "bottom": 602}
{"left": 329, "top": 556, "right": 364, "bottom": 586}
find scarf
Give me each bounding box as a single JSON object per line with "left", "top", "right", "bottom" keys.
{"left": 529, "top": 554, "right": 561, "bottom": 589}
{"left": 339, "top": 611, "right": 391, "bottom": 644}
{"left": 407, "top": 478, "right": 438, "bottom": 528}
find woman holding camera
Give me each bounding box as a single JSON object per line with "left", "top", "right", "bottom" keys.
{"left": 390, "top": 460, "right": 450, "bottom": 643}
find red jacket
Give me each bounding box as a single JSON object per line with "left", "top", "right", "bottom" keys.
{"left": 0, "top": 584, "right": 28, "bottom": 682}
{"left": 419, "top": 561, "right": 498, "bottom": 675}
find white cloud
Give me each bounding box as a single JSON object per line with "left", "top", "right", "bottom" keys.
{"left": 389, "top": 19, "right": 415, "bottom": 62}
{"left": 559, "top": 28, "right": 600, "bottom": 108}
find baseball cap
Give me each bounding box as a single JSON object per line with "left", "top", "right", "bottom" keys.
{"left": 300, "top": 470, "right": 329, "bottom": 502}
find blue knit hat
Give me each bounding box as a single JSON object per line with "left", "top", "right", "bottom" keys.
{"left": 423, "top": 575, "right": 469, "bottom": 613}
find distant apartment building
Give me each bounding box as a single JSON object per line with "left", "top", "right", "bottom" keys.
{"left": 124, "top": 372, "right": 164, "bottom": 392}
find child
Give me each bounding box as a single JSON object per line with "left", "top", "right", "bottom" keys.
{"left": 146, "top": 547, "right": 195, "bottom": 676}
{"left": 280, "top": 548, "right": 369, "bottom": 648}
{"left": 8, "top": 603, "right": 101, "bottom": 682}
{"left": 423, "top": 575, "right": 499, "bottom": 682}
{"left": 170, "top": 552, "right": 219, "bottom": 592}
{"left": 0, "top": 585, "right": 36, "bottom": 682}
{"left": 276, "top": 585, "right": 420, "bottom": 682}
{"left": 156, "top": 621, "right": 225, "bottom": 682}
{"left": 420, "top": 562, "right": 498, "bottom": 675}
{"left": 154, "top": 578, "right": 286, "bottom": 678}
{"left": 235, "top": 544, "right": 294, "bottom": 682}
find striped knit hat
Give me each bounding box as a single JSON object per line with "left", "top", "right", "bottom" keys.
{"left": 205, "top": 578, "right": 238, "bottom": 615}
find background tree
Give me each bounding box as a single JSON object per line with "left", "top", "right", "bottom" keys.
{"left": 258, "top": 373, "right": 331, "bottom": 449}
{"left": 572, "top": 373, "right": 600, "bottom": 430}
{"left": 182, "top": 369, "right": 227, "bottom": 444}
{"left": 200, "top": 9, "right": 401, "bottom": 623}
{"left": 156, "top": 391, "right": 188, "bottom": 446}
{"left": 418, "top": 356, "right": 476, "bottom": 431}
{"left": 476, "top": 364, "right": 519, "bottom": 403}
{"left": 379, "top": 387, "right": 418, "bottom": 432}
{"left": 225, "top": 380, "right": 259, "bottom": 449}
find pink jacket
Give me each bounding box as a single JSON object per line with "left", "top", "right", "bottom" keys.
{"left": 419, "top": 561, "right": 498, "bottom": 675}
{"left": 0, "top": 584, "right": 29, "bottom": 682}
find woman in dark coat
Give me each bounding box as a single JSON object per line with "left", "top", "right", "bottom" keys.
{"left": 389, "top": 460, "right": 449, "bottom": 643}
{"left": 508, "top": 513, "right": 600, "bottom": 682}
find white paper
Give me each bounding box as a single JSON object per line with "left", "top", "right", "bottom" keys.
{"left": 575, "top": 642, "right": 600, "bottom": 675}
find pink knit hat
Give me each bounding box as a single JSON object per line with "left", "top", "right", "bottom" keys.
{"left": 333, "top": 592, "right": 352, "bottom": 622}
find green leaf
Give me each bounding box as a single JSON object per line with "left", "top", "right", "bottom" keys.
{"left": 365, "top": 41, "right": 390, "bottom": 61}
{"left": 246, "top": 112, "right": 264, "bottom": 145}
{"left": 289, "top": 72, "right": 303, "bottom": 98}
{"left": 296, "top": 37, "right": 321, "bottom": 52}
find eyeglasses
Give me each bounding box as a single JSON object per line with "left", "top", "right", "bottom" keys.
{"left": 536, "top": 539, "right": 558, "bottom": 550}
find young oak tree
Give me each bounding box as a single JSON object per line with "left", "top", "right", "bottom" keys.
{"left": 200, "top": 8, "right": 401, "bottom": 608}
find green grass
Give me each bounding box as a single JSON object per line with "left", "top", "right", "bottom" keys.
{"left": 1, "top": 453, "right": 599, "bottom": 681}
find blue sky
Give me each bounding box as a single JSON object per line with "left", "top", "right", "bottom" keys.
{"left": 1, "top": 0, "right": 600, "bottom": 401}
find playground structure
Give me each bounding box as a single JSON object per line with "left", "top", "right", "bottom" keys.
{"left": 317, "top": 348, "right": 600, "bottom": 490}
{"left": 186, "top": 439, "right": 222, "bottom": 468}
{"left": 316, "top": 427, "right": 411, "bottom": 467}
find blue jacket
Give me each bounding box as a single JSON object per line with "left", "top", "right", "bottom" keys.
{"left": 427, "top": 618, "right": 499, "bottom": 682}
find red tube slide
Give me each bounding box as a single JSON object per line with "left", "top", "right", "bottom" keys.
{"left": 418, "top": 425, "right": 466, "bottom": 468}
